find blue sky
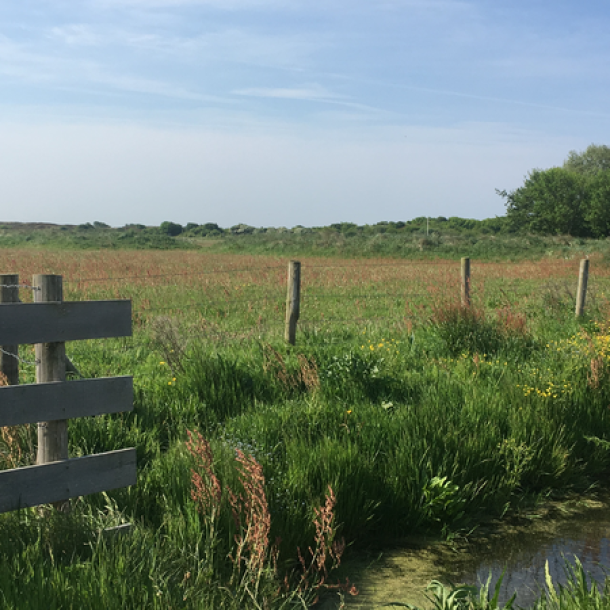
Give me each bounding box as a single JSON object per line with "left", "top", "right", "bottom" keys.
{"left": 1, "top": 0, "right": 609, "bottom": 228}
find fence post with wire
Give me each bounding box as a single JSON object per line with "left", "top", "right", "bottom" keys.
{"left": 1, "top": 274, "right": 21, "bottom": 386}
{"left": 0, "top": 274, "right": 136, "bottom": 513}
{"left": 285, "top": 260, "right": 301, "bottom": 345}
{"left": 461, "top": 257, "right": 471, "bottom": 307}
{"left": 575, "top": 258, "right": 590, "bottom": 317}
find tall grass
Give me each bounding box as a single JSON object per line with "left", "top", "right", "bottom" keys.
{"left": 3, "top": 250, "right": 610, "bottom": 606}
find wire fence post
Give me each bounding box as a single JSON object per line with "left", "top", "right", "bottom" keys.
{"left": 575, "top": 258, "right": 590, "bottom": 317}
{"left": 0, "top": 274, "right": 20, "bottom": 386}
{"left": 285, "top": 261, "right": 301, "bottom": 345}
{"left": 461, "top": 257, "right": 471, "bottom": 307}
{"left": 34, "top": 275, "right": 69, "bottom": 507}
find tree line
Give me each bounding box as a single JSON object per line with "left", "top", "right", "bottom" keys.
{"left": 498, "top": 144, "right": 610, "bottom": 237}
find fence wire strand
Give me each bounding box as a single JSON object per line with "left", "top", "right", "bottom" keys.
{"left": 0, "top": 284, "right": 40, "bottom": 291}
{"left": 64, "top": 265, "right": 288, "bottom": 285}
{"left": 3, "top": 259, "right": 603, "bottom": 367}
{"left": 0, "top": 347, "right": 40, "bottom": 366}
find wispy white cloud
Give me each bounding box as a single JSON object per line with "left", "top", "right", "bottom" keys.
{"left": 91, "top": 0, "right": 298, "bottom": 9}
{"left": 123, "top": 27, "right": 325, "bottom": 70}
{"left": 233, "top": 84, "right": 394, "bottom": 118}
{"left": 0, "top": 35, "right": 233, "bottom": 104}
{"left": 92, "top": 0, "right": 471, "bottom": 11}
{"left": 370, "top": 0, "right": 474, "bottom": 12}
{"left": 33, "top": 21, "right": 327, "bottom": 74}
{"left": 0, "top": 35, "right": 68, "bottom": 82}
{"left": 234, "top": 84, "right": 338, "bottom": 101}
{"left": 49, "top": 24, "right": 102, "bottom": 46}
{"left": 89, "top": 72, "right": 233, "bottom": 102}
{"left": 391, "top": 83, "right": 610, "bottom": 120}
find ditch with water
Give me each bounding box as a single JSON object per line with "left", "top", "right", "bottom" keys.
{"left": 323, "top": 495, "right": 610, "bottom": 609}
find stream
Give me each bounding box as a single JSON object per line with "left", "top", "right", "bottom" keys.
{"left": 324, "top": 496, "right": 610, "bottom": 609}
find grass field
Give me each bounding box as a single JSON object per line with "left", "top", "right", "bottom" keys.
{"left": 3, "top": 248, "right": 610, "bottom": 608}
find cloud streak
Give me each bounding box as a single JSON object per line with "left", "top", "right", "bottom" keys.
{"left": 235, "top": 84, "right": 338, "bottom": 101}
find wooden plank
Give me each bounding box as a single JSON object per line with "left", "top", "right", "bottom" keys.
{"left": 0, "top": 449, "right": 136, "bottom": 513}
{"left": 0, "top": 376, "right": 133, "bottom": 427}
{"left": 0, "top": 301, "right": 131, "bottom": 345}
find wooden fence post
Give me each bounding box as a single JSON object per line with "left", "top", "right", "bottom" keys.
{"left": 0, "top": 274, "right": 20, "bottom": 386}
{"left": 575, "top": 259, "right": 590, "bottom": 317}
{"left": 0, "top": 289, "right": 135, "bottom": 514}
{"left": 461, "top": 257, "right": 471, "bottom": 307}
{"left": 285, "top": 261, "right": 301, "bottom": 345}
{"left": 34, "top": 275, "right": 68, "bottom": 469}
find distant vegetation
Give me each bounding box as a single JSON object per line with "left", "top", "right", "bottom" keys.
{"left": 0, "top": 215, "right": 509, "bottom": 250}
{"left": 1, "top": 215, "right": 609, "bottom": 262}
{"left": 2, "top": 143, "right": 610, "bottom": 261}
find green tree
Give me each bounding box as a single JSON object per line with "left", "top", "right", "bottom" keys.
{"left": 499, "top": 167, "right": 589, "bottom": 236}
{"left": 564, "top": 144, "right": 610, "bottom": 177}
{"left": 159, "top": 221, "right": 183, "bottom": 236}
{"left": 585, "top": 170, "right": 610, "bottom": 237}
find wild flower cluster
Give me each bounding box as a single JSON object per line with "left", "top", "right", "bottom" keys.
{"left": 515, "top": 331, "right": 610, "bottom": 399}
{"left": 360, "top": 333, "right": 401, "bottom": 354}
{"left": 186, "top": 430, "right": 357, "bottom": 607}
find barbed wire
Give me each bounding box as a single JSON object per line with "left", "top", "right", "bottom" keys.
{"left": 302, "top": 292, "right": 429, "bottom": 300}
{"left": 60, "top": 259, "right": 580, "bottom": 286}
{"left": 63, "top": 262, "right": 448, "bottom": 284}
{"left": 138, "top": 302, "right": 280, "bottom": 314}
{"left": 12, "top": 257, "right": 597, "bottom": 290}
{"left": 300, "top": 315, "right": 408, "bottom": 325}
{"left": 0, "top": 284, "right": 40, "bottom": 291}
{"left": 129, "top": 293, "right": 431, "bottom": 313}
{"left": 64, "top": 265, "right": 288, "bottom": 285}
{"left": 0, "top": 347, "right": 40, "bottom": 366}
{"left": 2, "top": 301, "right": 588, "bottom": 365}
{"left": 3, "top": 261, "right": 602, "bottom": 360}
{"left": 305, "top": 259, "right": 579, "bottom": 270}
{"left": 304, "top": 260, "right": 452, "bottom": 269}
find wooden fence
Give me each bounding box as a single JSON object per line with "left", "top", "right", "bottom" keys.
{"left": 0, "top": 274, "right": 136, "bottom": 513}
{"left": 0, "top": 258, "right": 593, "bottom": 508}
{"left": 284, "top": 257, "right": 591, "bottom": 345}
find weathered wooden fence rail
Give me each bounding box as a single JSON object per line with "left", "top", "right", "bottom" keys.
{"left": 0, "top": 273, "right": 136, "bottom": 513}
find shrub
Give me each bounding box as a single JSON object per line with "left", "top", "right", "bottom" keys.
{"left": 160, "top": 221, "right": 184, "bottom": 236}
{"left": 430, "top": 303, "right": 502, "bottom": 356}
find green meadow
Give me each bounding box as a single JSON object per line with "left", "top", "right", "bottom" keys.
{"left": 3, "top": 247, "right": 610, "bottom": 608}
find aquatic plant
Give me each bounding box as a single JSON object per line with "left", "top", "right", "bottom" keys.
{"left": 386, "top": 559, "right": 610, "bottom": 610}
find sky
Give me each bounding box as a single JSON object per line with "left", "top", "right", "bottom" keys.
{"left": 1, "top": 0, "right": 609, "bottom": 228}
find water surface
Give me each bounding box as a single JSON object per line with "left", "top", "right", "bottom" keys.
{"left": 327, "top": 497, "right": 610, "bottom": 609}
